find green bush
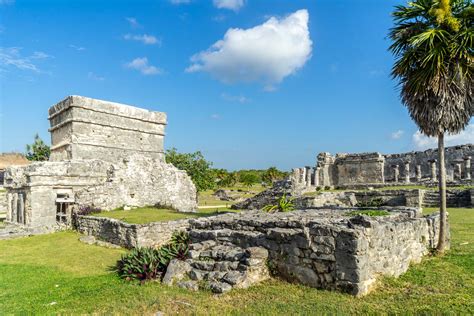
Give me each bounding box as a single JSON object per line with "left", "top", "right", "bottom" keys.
{"left": 262, "top": 194, "right": 295, "bottom": 213}
{"left": 25, "top": 134, "right": 50, "bottom": 161}
{"left": 116, "top": 231, "right": 189, "bottom": 282}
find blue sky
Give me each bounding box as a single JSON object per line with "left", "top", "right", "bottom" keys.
{"left": 0, "top": 0, "right": 472, "bottom": 170}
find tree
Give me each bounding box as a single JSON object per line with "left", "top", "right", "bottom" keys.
{"left": 165, "top": 148, "right": 215, "bottom": 192}
{"left": 389, "top": 0, "right": 473, "bottom": 252}
{"left": 239, "top": 171, "right": 261, "bottom": 188}
{"left": 262, "top": 167, "right": 288, "bottom": 185}
{"left": 25, "top": 134, "right": 50, "bottom": 161}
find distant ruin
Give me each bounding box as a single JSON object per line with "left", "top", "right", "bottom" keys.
{"left": 292, "top": 145, "right": 473, "bottom": 189}
{"left": 3, "top": 96, "right": 197, "bottom": 231}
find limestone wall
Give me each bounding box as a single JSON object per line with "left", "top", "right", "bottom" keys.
{"left": 188, "top": 209, "right": 441, "bottom": 296}
{"left": 74, "top": 215, "right": 191, "bottom": 248}
{"left": 0, "top": 189, "right": 6, "bottom": 215}
{"left": 48, "top": 96, "right": 167, "bottom": 163}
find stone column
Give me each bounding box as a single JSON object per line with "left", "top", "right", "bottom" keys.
{"left": 393, "top": 165, "right": 399, "bottom": 183}
{"left": 455, "top": 163, "right": 462, "bottom": 181}
{"left": 416, "top": 165, "right": 422, "bottom": 182}
{"left": 291, "top": 168, "right": 300, "bottom": 184}
{"left": 464, "top": 156, "right": 471, "bottom": 180}
{"left": 305, "top": 166, "right": 312, "bottom": 187}
{"left": 314, "top": 167, "right": 320, "bottom": 186}
{"left": 430, "top": 160, "right": 437, "bottom": 182}
{"left": 300, "top": 168, "right": 306, "bottom": 186}
{"left": 404, "top": 161, "right": 410, "bottom": 184}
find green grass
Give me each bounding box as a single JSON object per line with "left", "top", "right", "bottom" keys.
{"left": 345, "top": 210, "right": 390, "bottom": 217}
{"left": 0, "top": 208, "right": 473, "bottom": 314}
{"left": 91, "top": 207, "right": 237, "bottom": 224}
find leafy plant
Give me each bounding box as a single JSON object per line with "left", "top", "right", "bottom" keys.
{"left": 262, "top": 194, "right": 295, "bottom": 213}
{"left": 116, "top": 231, "right": 190, "bottom": 282}
{"left": 25, "top": 134, "right": 50, "bottom": 161}
{"left": 76, "top": 205, "right": 102, "bottom": 216}
{"left": 165, "top": 148, "right": 215, "bottom": 192}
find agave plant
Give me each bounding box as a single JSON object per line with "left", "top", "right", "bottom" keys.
{"left": 262, "top": 194, "right": 295, "bottom": 213}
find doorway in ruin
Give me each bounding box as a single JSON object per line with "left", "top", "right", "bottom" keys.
{"left": 55, "top": 189, "right": 75, "bottom": 225}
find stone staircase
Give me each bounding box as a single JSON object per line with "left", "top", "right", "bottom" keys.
{"left": 163, "top": 235, "right": 270, "bottom": 293}
{"left": 422, "top": 189, "right": 471, "bottom": 207}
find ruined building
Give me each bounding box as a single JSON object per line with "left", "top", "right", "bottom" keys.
{"left": 293, "top": 145, "right": 474, "bottom": 188}
{"left": 4, "top": 96, "right": 197, "bottom": 230}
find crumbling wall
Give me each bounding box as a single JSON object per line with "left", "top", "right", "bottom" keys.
{"left": 74, "top": 215, "right": 191, "bottom": 248}
{"left": 187, "top": 209, "right": 441, "bottom": 296}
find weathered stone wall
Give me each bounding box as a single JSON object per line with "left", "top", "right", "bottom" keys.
{"left": 294, "top": 144, "right": 473, "bottom": 187}
{"left": 0, "top": 189, "right": 6, "bottom": 215}
{"left": 48, "top": 96, "right": 166, "bottom": 163}
{"left": 186, "top": 208, "right": 441, "bottom": 296}
{"left": 73, "top": 215, "right": 191, "bottom": 248}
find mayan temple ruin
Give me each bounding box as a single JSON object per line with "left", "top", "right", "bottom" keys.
{"left": 3, "top": 96, "right": 197, "bottom": 231}
{"left": 291, "top": 145, "right": 473, "bottom": 189}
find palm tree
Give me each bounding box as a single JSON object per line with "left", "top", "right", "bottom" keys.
{"left": 389, "top": 0, "right": 473, "bottom": 252}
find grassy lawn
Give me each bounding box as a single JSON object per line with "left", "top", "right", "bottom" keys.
{"left": 0, "top": 208, "right": 473, "bottom": 314}
{"left": 91, "top": 207, "right": 237, "bottom": 224}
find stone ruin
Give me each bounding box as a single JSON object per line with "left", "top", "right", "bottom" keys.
{"left": 163, "top": 207, "right": 442, "bottom": 296}
{"left": 292, "top": 145, "right": 473, "bottom": 189}
{"left": 3, "top": 96, "right": 197, "bottom": 232}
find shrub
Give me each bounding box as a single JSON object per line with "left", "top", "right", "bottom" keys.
{"left": 25, "top": 134, "right": 50, "bottom": 161}
{"left": 76, "top": 205, "right": 101, "bottom": 216}
{"left": 262, "top": 194, "right": 295, "bottom": 213}
{"left": 116, "top": 231, "right": 190, "bottom": 282}
{"left": 324, "top": 186, "right": 331, "bottom": 190}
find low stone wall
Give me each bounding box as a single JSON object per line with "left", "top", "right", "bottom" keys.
{"left": 73, "top": 215, "right": 191, "bottom": 248}
{"left": 186, "top": 208, "right": 442, "bottom": 296}
{"left": 352, "top": 189, "right": 423, "bottom": 207}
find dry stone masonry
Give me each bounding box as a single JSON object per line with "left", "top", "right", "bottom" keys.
{"left": 3, "top": 96, "right": 197, "bottom": 231}
{"left": 164, "top": 208, "right": 442, "bottom": 296}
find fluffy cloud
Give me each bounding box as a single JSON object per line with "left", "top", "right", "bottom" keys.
{"left": 412, "top": 123, "right": 474, "bottom": 150}
{"left": 391, "top": 130, "right": 404, "bottom": 140}
{"left": 125, "top": 57, "right": 162, "bottom": 75}
{"left": 69, "top": 44, "right": 85, "bottom": 51}
{"left": 123, "top": 34, "right": 160, "bottom": 45}
{"left": 0, "top": 47, "right": 52, "bottom": 73}
{"left": 88, "top": 72, "right": 105, "bottom": 81}
{"left": 186, "top": 9, "right": 312, "bottom": 89}
{"left": 213, "top": 0, "right": 245, "bottom": 11}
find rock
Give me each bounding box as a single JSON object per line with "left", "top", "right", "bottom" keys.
{"left": 124, "top": 205, "right": 132, "bottom": 211}
{"left": 246, "top": 247, "right": 269, "bottom": 259}
{"left": 176, "top": 280, "right": 199, "bottom": 291}
{"left": 213, "top": 189, "right": 234, "bottom": 201}
{"left": 209, "top": 281, "right": 232, "bottom": 294}
{"left": 162, "top": 259, "right": 191, "bottom": 285}
{"left": 79, "top": 235, "right": 96, "bottom": 245}
{"left": 222, "top": 271, "right": 244, "bottom": 285}
{"left": 189, "top": 269, "right": 204, "bottom": 281}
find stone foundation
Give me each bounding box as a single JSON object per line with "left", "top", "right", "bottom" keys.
{"left": 73, "top": 215, "right": 191, "bottom": 248}
{"left": 167, "top": 208, "right": 442, "bottom": 296}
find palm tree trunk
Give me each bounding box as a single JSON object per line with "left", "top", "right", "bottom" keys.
{"left": 437, "top": 132, "right": 448, "bottom": 252}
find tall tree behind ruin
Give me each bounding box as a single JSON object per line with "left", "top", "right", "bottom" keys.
{"left": 389, "top": 0, "right": 473, "bottom": 252}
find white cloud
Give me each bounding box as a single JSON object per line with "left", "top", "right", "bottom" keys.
{"left": 186, "top": 9, "right": 312, "bottom": 88}
{"left": 88, "top": 72, "right": 105, "bottom": 81}
{"left": 221, "top": 92, "right": 250, "bottom": 103}
{"left": 123, "top": 34, "right": 160, "bottom": 45}
{"left": 211, "top": 114, "right": 220, "bottom": 119}
{"left": 69, "top": 44, "right": 85, "bottom": 51}
{"left": 412, "top": 123, "right": 474, "bottom": 150}
{"left": 125, "top": 57, "right": 162, "bottom": 75}
{"left": 391, "top": 130, "right": 404, "bottom": 140}
{"left": 0, "top": 47, "right": 52, "bottom": 73}
{"left": 213, "top": 0, "right": 245, "bottom": 11}
{"left": 126, "top": 17, "right": 140, "bottom": 28}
